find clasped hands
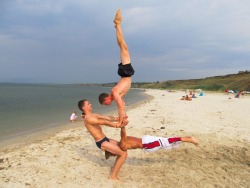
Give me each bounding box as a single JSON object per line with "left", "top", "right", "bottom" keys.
{"left": 121, "top": 114, "right": 128, "bottom": 127}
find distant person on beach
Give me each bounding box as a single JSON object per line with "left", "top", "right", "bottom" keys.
{"left": 99, "top": 9, "right": 135, "bottom": 124}
{"left": 180, "top": 95, "right": 192, "bottom": 101}
{"left": 188, "top": 91, "right": 193, "bottom": 97}
{"left": 235, "top": 91, "right": 243, "bottom": 98}
{"left": 78, "top": 99, "right": 128, "bottom": 180}
{"left": 70, "top": 111, "right": 77, "bottom": 122}
{"left": 105, "top": 127, "right": 199, "bottom": 159}
{"left": 188, "top": 91, "right": 197, "bottom": 98}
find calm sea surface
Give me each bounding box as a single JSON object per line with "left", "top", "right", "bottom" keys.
{"left": 0, "top": 83, "right": 146, "bottom": 143}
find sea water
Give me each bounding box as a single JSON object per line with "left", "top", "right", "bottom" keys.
{"left": 0, "top": 83, "right": 146, "bottom": 143}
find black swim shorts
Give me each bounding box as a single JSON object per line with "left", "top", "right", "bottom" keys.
{"left": 96, "top": 136, "right": 110, "bottom": 149}
{"left": 117, "top": 63, "right": 135, "bottom": 77}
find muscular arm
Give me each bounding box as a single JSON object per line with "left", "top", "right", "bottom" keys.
{"left": 112, "top": 89, "right": 125, "bottom": 124}
{"left": 98, "top": 115, "right": 119, "bottom": 122}
{"left": 119, "top": 127, "right": 127, "bottom": 151}
{"left": 95, "top": 114, "right": 126, "bottom": 128}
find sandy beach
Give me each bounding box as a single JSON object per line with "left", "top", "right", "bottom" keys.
{"left": 0, "top": 89, "right": 249, "bottom": 188}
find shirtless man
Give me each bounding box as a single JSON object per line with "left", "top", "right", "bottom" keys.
{"left": 99, "top": 9, "right": 135, "bottom": 124}
{"left": 78, "top": 99, "right": 129, "bottom": 180}
{"left": 105, "top": 127, "right": 199, "bottom": 159}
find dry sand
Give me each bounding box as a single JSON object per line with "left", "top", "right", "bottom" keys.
{"left": 0, "top": 89, "right": 249, "bottom": 188}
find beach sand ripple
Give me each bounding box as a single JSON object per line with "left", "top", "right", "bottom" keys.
{"left": 0, "top": 90, "right": 249, "bottom": 187}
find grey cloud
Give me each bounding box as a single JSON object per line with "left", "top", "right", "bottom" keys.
{"left": 0, "top": 0, "right": 249, "bottom": 83}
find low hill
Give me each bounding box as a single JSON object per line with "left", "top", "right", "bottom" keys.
{"left": 132, "top": 71, "right": 250, "bottom": 91}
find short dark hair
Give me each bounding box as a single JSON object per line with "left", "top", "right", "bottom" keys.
{"left": 78, "top": 99, "right": 87, "bottom": 114}
{"left": 99, "top": 93, "right": 109, "bottom": 104}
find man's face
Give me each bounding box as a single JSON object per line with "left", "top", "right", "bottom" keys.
{"left": 103, "top": 97, "right": 112, "bottom": 105}
{"left": 83, "top": 100, "right": 92, "bottom": 111}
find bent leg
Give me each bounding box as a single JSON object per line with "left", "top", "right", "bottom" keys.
{"left": 101, "top": 141, "right": 127, "bottom": 180}
{"left": 114, "top": 9, "right": 131, "bottom": 65}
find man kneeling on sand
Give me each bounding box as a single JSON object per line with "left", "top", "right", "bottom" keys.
{"left": 105, "top": 127, "right": 199, "bottom": 159}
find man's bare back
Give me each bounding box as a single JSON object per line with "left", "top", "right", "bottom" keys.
{"left": 112, "top": 77, "right": 131, "bottom": 98}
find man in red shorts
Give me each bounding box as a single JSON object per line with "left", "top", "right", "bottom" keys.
{"left": 105, "top": 127, "right": 199, "bottom": 159}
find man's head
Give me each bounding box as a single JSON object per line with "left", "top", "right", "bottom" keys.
{"left": 78, "top": 99, "right": 92, "bottom": 115}
{"left": 99, "top": 93, "right": 112, "bottom": 105}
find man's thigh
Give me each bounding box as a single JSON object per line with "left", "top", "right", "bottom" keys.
{"left": 101, "top": 140, "right": 124, "bottom": 156}
{"left": 109, "top": 138, "right": 119, "bottom": 145}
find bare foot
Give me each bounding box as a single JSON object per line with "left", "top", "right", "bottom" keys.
{"left": 182, "top": 136, "right": 199, "bottom": 146}
{"left": 189, "top": 136, "right": 199, "bottom": 146}
{"left": 109, "top": 176, "right": 122, "bottom": 182}
{"left": 114, "top": 9, "right": 122, "bottom": 27}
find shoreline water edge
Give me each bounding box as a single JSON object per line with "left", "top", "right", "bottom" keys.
{"left": 0, "top": 83, "right": 146, "bottom": 148}
{"left": 0, "top": 89, "right": 249, "bottom": 187}
{"left": 0, "top": 87, "right": 151, "bottom": 149}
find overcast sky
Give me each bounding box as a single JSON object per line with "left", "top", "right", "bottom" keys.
{"left": 0, "top": 0, "right": 249, "bottom": 84}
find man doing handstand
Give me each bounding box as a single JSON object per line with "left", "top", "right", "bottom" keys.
{"left": 99, "top": 9, "right": 135, "bottom": 124}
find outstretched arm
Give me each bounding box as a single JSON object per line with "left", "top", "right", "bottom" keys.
{"left": 101, "top": 120, "right": 121, "bottom": 128}
{"left": 119, "top": 127, "right": 128, "bottom": 151}
{"left": 98, "top": 115, "right": 119, "bottom": 122}
{"left": 112, "top": 89, "right": 125, "bottom": 124}
{"left": 84, "top": 115, "right": 121, "bottom": 128}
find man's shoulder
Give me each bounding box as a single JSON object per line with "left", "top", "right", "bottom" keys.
{"left": 111, "top": 87, "right": 121, "bottom": 99}
{"left": 111, "top": 87, "right": 118, "bottom": 94}
{"left": 84, "top": 114, "right": 98, "bottom": 121}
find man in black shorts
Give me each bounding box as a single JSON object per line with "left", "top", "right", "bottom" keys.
{"left": 99, "top": 9, "right": 135, "bottom": 125}
{"left": 78, "top": 99, "right": 129, "bottom": 180}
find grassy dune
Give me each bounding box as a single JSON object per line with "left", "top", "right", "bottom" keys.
{"left": 132, "top": 71, "right": 250, "bottom": 91}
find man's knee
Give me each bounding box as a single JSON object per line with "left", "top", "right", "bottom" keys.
{"left": 120, "top": 150, "right": 127, "bottom": 159}
{"left": 119, "top": 142, "right": 127, "bottom": 151}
